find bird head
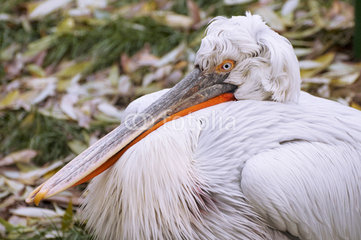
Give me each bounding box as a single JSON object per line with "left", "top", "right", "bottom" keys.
{"left": 26, "top": 13, "right": 301, "bottom": 205}
{"left": 195, "top": 13, "right": 301, "bottom": 102}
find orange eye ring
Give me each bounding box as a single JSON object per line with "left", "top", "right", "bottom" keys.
{"left": 215, "top": 59, "right": 235, "bottom": 73}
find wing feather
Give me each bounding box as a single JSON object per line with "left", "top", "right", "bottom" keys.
{"left": 241, "top": 141, "right": 361, "bottom": 240}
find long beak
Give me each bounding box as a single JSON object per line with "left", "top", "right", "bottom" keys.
{"left": 26, "top": 68, "right": 236, "bottom": 205}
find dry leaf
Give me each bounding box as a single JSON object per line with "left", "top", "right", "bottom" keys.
{"left": 151, "top": 11, "right": 193, "bottom": 29}
{"left": 331, "top": 72, "right": 360, "bottom": 87}
{"left": 142, "top": 65, "right": 172, "bottom": 87}
{"left": 4, "top": 178, "right": 25, "bottom": 193}
{"left": 60, "top": 94, "right": 79, "bottom": 120}
{"left": 77, "top": 0, "right": 107, "bottom": 9}
{"left": 98, "top": 102, "right": 124, "bottom": 120}
{"left": 0, "top": 90, "right": 20, "bottom": 110}
{"left": 224, "top": 0, "right": 253, "bottom": 5}
{"left": 10, "top": 207, "right": 62, "bottom": 218}
{"left": 0, "top": 150, "right": 37, "bottom": 167}
{"left": 29, "top": 0, "right": 72, "bottom": 19}
{"left": 154, "top": 43, "right": 186, "bottom": 68}
{"left": 299, "top": 60, "right": 323, "bottom": 70}
{"left": 3, "top": 161, "right": 64, "bottom": 185}
{"left": 8, "top": 216, "right": 27, "bottom": 226}
{"left": 281, "top": 0, "right": 299, "bottom": 16}
{"left": 300, "top": 52, "right": 335, "bottom": 78}
{"left": 255, "top": 7, "right": 285, "bottom": 32}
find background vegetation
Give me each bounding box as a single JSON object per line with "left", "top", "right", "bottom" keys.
{"left": 0, "top": 0, "right": 359, "bottom": 239}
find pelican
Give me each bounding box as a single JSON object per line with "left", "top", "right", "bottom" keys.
{"left": 27, "top": 13, "right": 361, "bottom": 240}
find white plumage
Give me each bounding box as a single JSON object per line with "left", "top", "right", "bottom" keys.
{"left": 28, "top": 13, "right": 361, "bottom": 240}
{"left": 80, "top": 89, "right": 361, "bottom": 240}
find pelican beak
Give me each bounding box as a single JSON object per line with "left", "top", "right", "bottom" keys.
{"left": 26, "top": 68, "right": 236, "bottom": 205}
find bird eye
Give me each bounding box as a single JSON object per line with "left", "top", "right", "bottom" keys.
{"left": 215, "top": 59, "right": 235, "bottom": 73}
{"left": 222, "top": 63, "right": 231, "bottom": 70}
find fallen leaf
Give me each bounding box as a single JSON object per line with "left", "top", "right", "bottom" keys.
{"left": 317, "top": 84, "right": 330, "bottom": 98}
{"left": 0, "top": 195, "right": 16, "bottom": 209}
{"left": 331, "top": 72, "right": 360, "bottom": 87}
{"left": 166, "top": 70, "right": 183, "bottom": 86}
{"left": 29, "top": 0, "right": 72, "bottom": 19}
{"left": 23, "top": 77, "right": 58, "bottom": 104}
{"left": 115, "top": 2, "right": 155, "bottom": 19}
{"left": 300, "top": 52, "right": 335, "bottom": 78}
{"left": 68, "top": 8, "right": 91, "bottom": 17}
{"left": 8, "top": 216, "right": 27, "bottom": 227}
{"left": 68, "top": 140, "right": 88, "bottom": 155}
{"left": 284, "top": 26, "right": 322, "bottom": 39}
{"left": 47, "top": 191, "right": 81, "bottom": 206}
{"left": 38, "top": 103, "right": 69, "bottom": 120}
{"left": 281, "top": 0, "right": 299, "bottom": 16}
{"left": 56, "top": 61, "right": 91, "bottom": 79}
{"left": 108, "top": 65, "right": 119, "bottom": 87}
{"left": 77, "top": 0, "right": 107, "bottom": 9}
{"left": 10, "top": 207, "right": 62, "bottom": 218}
{"left": 325, "top": 62, "right": 358, "bottom": 77}
{"left": 121, "top": 46, "right": 159, "bottom": 74}
{"left": 24, "top": 36, "right": 55, "bottom": 59}
{"left": 0, "top": 44, "right": 20, "bottom": 61}
{"left": 0, "top": 90, "right": 20, "bottom": 110}
{"left": 224, "top": 0, "right": 253, "bottom": 5}
{"left": 294, "top": 48, "right": 313, "bottom": 57}
{"left": 351, "top": 102, "right": 361, "bottom": 111}
{"left": 302, "top": 77, "right": 330, "bottom": 84}
{"left": 98, "top": 102, "right": 124, "bottom": 120}
{"left": 4, "top": 54, "right": 24, "bottom": 78}
{"left": 4, "top": 178, "right": 24, "bottom": 193}
{"left": 60, "top": 94, "right": 79, "bottom": 120}
{"left": 26, "top": 64, "right": 46, "bottom": 77}
{"left": 56, "top": 17, "right": 75, "bottom": 34}
{"left": 325, "top": 1, "right": 354, "bottom": 30}
{"left": 299, "top": 60, "right": 323, "bottom": 70}
{"left": 0, "top": 150, "right": 37, "bottom": 167}
{"left": 255, "top": 7, "right": 285, "bottom": 32}
{"left": 142, "top": 65, "right": 172, "bottom": 87}
{"left": 45, "top": 230, "right": 64, "bottom": 238}
{"left": 2, "top": 161, "right": 64, "bottom": 184}
{"left": 151, "top": 11, "right": 193, "bottom": 29}
{"left": 307, "top": 0, "right": 325, "bottom": 28}
{"left": 154, "top": 43, "right": 186, "bottom": 68}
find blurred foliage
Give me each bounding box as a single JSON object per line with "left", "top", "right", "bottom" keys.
{"left": 45, "top": 17, "right": 184, "bottom": 73}
{"left": 1, "top": 216, "right": 91, "bottom": 240}
{"left": 354, "top": 0, "right": 361, "bottom": 59}
{"left": 0, "top": 110, "right": 85, "bottom": 165}
{"left": 0, "top": 0, "right": 360, "bottom": 239}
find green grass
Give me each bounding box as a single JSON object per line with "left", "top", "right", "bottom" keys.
{"left": 44, "top": 16, "right": 185, "bottom": 73}
{"left": 0, "top": 110, "right": 86, "bottom": 165}
{"left": 2, "top": 219, "right": 92, "bottom": 240}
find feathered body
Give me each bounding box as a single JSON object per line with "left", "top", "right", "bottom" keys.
{"left": 80, "top": 91, "right": 361, "bottom": 240}
{"left": 75, "top": 13, "right": 361, "bottom": 240}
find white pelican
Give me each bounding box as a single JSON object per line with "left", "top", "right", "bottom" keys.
{"left": 27, "top": 13, "right": 361, "bottom": 240}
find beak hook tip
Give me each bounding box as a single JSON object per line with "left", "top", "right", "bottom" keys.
{"left": 26, "top": 183, "right": 48, "bottom": 206}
